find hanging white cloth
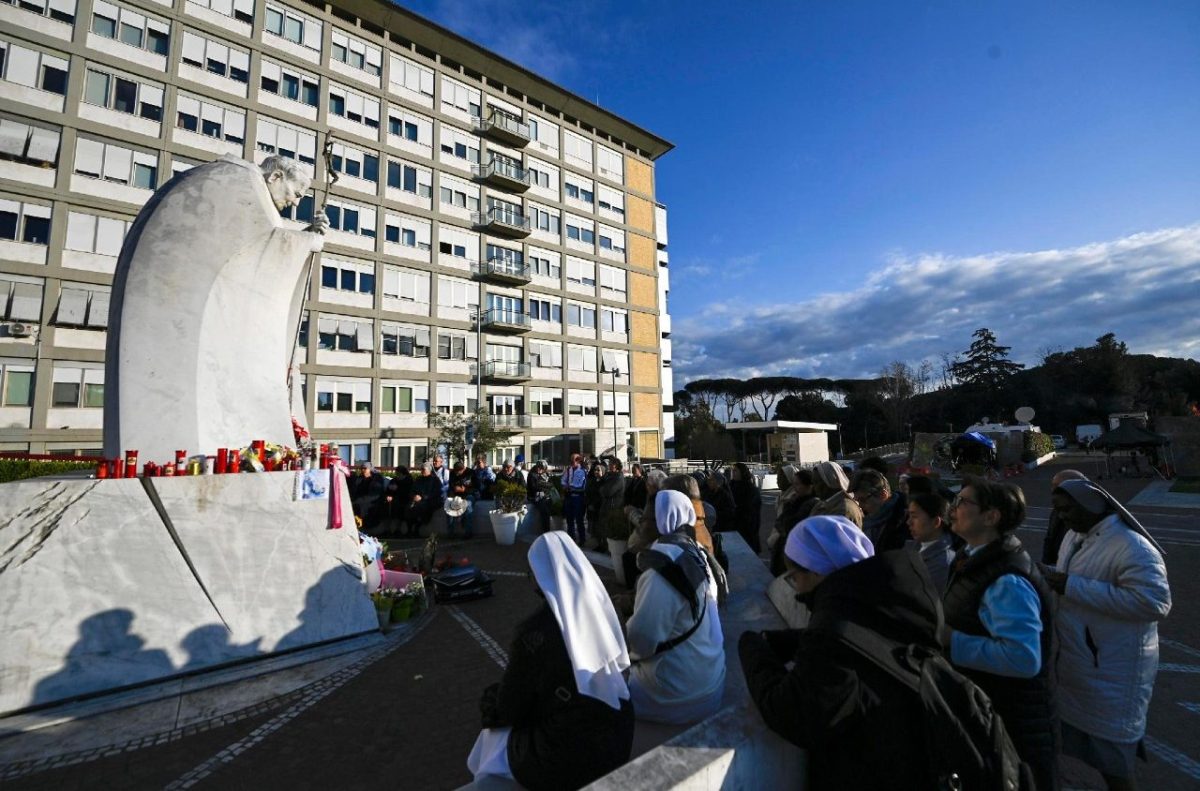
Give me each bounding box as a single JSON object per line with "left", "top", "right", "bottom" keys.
{"left": 467, "top": 727, "right": 513, "bottom": 780}
{"left": 528, "top": 531, "right": 631, "bottom": 709}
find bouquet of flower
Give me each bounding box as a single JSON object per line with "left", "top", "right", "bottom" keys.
{"left": 370, "top": 586, "right": 399, "bottom": 610}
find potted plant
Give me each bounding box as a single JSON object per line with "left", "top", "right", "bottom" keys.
{"left": 604, "top": 509, "right": 632, "bottom": 585}
{"left": 403, "top": 579, "right": 426, "bottom": 617}
{"left": 390, "top": 592, "right": 413, "bottom": 623}
{"left": 371, "top": 588, "right": 395, "bottom": 629}
{"left": 489, "top": 480, "right": 527, "bottom": 545}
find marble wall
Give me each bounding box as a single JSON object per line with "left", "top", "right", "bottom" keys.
{"left": 0, "top": 472, "right": 376, "bottom": 715}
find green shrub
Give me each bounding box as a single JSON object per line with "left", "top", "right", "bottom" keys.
{"left": 0, "top": 458, "right": 96, "bottom": 484}
{"left": 1024, "top": 432, "right": 1055, "bottom": 460}
{"left": 493, "top": 479, "right": 527, "bottom": 513}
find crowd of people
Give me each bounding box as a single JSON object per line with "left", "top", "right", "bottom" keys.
{"left": 346, "top": 451, "right": 1171, "bottom": 790}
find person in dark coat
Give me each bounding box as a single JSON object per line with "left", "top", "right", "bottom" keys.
{"left": 851, "top": 468, "right": 909, "bottom": 553}
{"left": 525, "top": 460, "right": 553, "bottom": 533}
{"left": 468, "top": 532, "right": 634, "bottom": 790}
{"left": 349, "top": 462, "right": 387, "bottom": 530}
{"left": 496, "top": 458, "right": 525, "bottom": 488}
{"left": 740, "top": 515, "right": 941, "bottom": 790}
{"left": 702, "top": 472, "right": 736, "bottom": 535}
{"left": 623, "top": 463, "right": 648, "bottom": 510}
{"left": 770, "top": 468, "right": 818, "bottom": 576}
{"left": 380, "top": 466, "right": 412, "bottom": 536}
{"left": 944, "top": 477, "right": 1060, "bottom": 791}
{"left": 405, "top": 462, "right": 442, "bottom": 538}
{"left": 584, "top": 462, "right": 605, "bottom": 546}
{"left": 729, "top": 462, "right": 763, "bottom": 554}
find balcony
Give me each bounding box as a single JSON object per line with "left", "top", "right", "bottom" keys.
{"left": 479, "top": 307, "right": 531, "bottom": 334}
{"left": 473, "top": 206, "right": 530, "bottom": 238}
{"left": 472, "top": 360, "right": 532, "bottom": 382}
{"left": 473, "top": 256, "right": 531, "bottom": 286}
{"left": 489, "top": 413, "right": 532, "bottom": 429}
{"left": 473, "top": 110, "right": 530, "bottom": 147}
{"left": 474, "top": 158, "right": 531, "bottom": 192}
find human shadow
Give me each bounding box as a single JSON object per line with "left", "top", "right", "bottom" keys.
{"left": 274, "top": 564, "right": 373, "bottom": 652}
{"left": 179, "top": 625, "right": 262, "bottom": 673}
{"left": 31, "top": 608, "right": 174, "bottom": 707}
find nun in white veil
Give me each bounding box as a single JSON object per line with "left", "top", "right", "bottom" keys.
{"left": 467, "top": 532, "right": 634, "bottom": 790}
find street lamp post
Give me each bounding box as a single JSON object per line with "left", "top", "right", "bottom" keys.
{"left": 602, "top": 364, "right": 621, "bottom": 461}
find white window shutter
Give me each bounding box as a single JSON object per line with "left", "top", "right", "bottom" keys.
{"left": 57, "top": 288, "right": 88, "bottom": 325}
{"left": 355, "top": 323, "right": 372, "bottom": 351}
{"left": 182, "top": 32, "right": 205, "bottom": 64}
{"left": 86, "top": 290, "right": 110, "bottom": 328}
{"left": 102, "top": 145, "right": 132, "bottom": 183}
{"left": 95, "top": 217, "right": 125, "bottom": 256}
{"left": 65, "top": 212, "right": 95, "bottom": 252}
{"left": 10, "top": 282, "right": 42, "bottom": 322}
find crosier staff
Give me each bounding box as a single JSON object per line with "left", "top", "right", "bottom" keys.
{"left": 288, "top": 134, "right": 340, "bottom": 448}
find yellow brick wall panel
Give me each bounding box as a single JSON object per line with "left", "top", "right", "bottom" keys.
{"left": 630, "top": 310, "right": 657, "bottom": 346}
{"left": 629, "top": 272, "right": 656, "bottom": 309}
{"left": 638, "top": 430, "right": 660, "bottom": 459}
{"left": 627, "top": 194, "right": 654, "bottom": 234}
{"left": 626, "top": 158, "right": 654, "bottom": 197}
{"left": 629, "top": 233, "right": 656, "bottom": 271}
{"left": 633, "top": 392, "right": 660, "bottom": 429}
{"left": 632, "top": 351, "right": 659, "bottom": 388}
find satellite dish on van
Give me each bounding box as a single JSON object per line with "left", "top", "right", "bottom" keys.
{"left": 1015, "top": 406, "right": 1036, "bottom": 424}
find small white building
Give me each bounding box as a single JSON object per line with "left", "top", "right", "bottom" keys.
{"left": 724, "top": 420, "right": 836, "bottom": 465}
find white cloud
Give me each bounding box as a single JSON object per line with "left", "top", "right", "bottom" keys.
{"left": 672, "top": 225, "right": 1200, "bottom": 382}
{"left": 423, "top": 1, "right": 586, "bottom": 82}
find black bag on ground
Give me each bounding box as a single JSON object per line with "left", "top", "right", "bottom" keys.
{"left": 430, "top": 564, "right": 494, "bottom": 603}
{"left": 831, "top": 620, "right": 1030, "bottom": 791}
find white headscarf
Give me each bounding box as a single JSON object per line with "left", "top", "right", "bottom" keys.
{"left": 654, "top": 489, "right": 695, "bottom": 536}
{"left": 785, "top": 515, "right": 874, "bottom": 575}
{"left": 527, "top": 532, "right": 630, "bottom": 709}
{"left": 814, "top": 461, "right": 850, "bottom": 492}
{"left": 1056, "top": 479, "right": 1164, "bottom": 554}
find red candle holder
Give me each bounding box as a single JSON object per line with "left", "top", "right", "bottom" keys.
{"left": 252, "top": 440, "right": 266, "bottom": 463}
{"left": 106, "top": 459, "right": 117, "bottom": 479}
{"left": 96, "top": 461, "right": 109, "bottom": 479}
{"left": 114, "top": 458, "right": 126, "bottom": 479}
{"left": 215, "top": 448, "right": 227, "bottom": 474}
{"left": 175, "top": 450, "right": 187, "bottom": 469}
{"left": 124, "top": 450, "right": 138, "bottom": 478}
{"left": 228, "top": 449, "right": 241, "bottom": 473}
{"left": 143, "top": 461, "right": 157, "bottom": 478}
{"left": 164, "top": 463, "right": 176, "bottom": 477}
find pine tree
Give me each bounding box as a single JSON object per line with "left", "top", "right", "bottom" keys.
{"left": 950, "top": 328, "right": 1025, "bottom": 387}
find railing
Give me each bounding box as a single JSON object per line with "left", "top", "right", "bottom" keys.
{"left": 489, "top": 413, "right": 532, "bottom": 428}
{"left": 480, "top": 308, "right": 531, "bottom": 329}
{"left": 473, "top": 110, "right": 531, "bottom": 142}
{"left": 474, "top": 360, "right": 532, "bottom": 379}
{"left": 472, "top": 206, "right": 530, "bottom": 233}
{"left": 474, "top": 257, "right": 530, "bottom": 281}
{"left": 473, "top": 157, "right": 530, "bottom": 186}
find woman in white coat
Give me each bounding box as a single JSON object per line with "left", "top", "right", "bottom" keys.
{"left": 626, "top": 490, "right": 725, "bottom": 724}
{"left": 1042, "top": 479, "right": 1171, "bottom": 790}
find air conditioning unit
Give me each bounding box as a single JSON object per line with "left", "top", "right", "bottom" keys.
{"left": 9, "top": 322, "right": 33, "bottom": 337}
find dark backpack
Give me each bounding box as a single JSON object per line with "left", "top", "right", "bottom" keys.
{"left": 831, "top": 620, "right": 1030, "bottom": 791}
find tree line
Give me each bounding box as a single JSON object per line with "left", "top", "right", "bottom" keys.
{"left": 673, "top": 329, "right": 1200, "bottom": 460}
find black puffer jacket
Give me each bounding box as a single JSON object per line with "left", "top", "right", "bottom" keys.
{"left": 740, "top": 550, "right": 941, "bottom": 790}
{"left": 481, "top": 604, "right": 634, "bottom": 791}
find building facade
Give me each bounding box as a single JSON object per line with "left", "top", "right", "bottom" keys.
{"left": 0, "top": 0, "right": 673, "bottom": 466}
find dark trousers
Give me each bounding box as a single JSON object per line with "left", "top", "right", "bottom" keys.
{"left": 564, "top": 493, "right": 586, "bottom": 542}
{"left": 531, "top": 498, "right": 551, "bottom": 533}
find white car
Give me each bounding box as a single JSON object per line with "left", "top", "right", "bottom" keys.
{"left": 1050, "top": 435, "right": 1067, "bottom": 450}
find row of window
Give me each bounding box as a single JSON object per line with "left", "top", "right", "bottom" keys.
{"left": 5, "top": 0, "right": 640, "bottom": 173}
{"left": 308, "top": 378, "right": 630, "bottom": 417}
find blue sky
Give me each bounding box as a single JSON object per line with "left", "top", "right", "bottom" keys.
{"left": 403, "top": 1, "right": 1200, "bottom": 380}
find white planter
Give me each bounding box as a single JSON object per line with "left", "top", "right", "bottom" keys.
{"left": 490, "top": 510, "right": 522, "bottom": 545}
{"left": 607, "top": 538, "right": 628, "bottom": 586}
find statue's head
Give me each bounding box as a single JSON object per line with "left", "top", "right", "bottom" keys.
{"left": 260, "top": 155, "right": 312, "bottom": 211}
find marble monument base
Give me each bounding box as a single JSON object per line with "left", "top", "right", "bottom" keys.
{"left": 0, "top": 471, "right": 376, "bottom": 716}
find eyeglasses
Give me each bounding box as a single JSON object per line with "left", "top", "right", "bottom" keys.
{"left": 953, "top": 495, "right": 980, "bottom": 509}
